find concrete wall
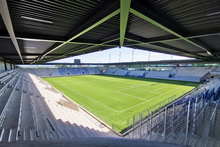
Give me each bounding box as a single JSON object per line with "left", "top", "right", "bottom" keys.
{"left": 6, "top": 63, "right": 11, "bottom": 70}
{"left": 0, "top": 61, "right": 5, "bottom": 70}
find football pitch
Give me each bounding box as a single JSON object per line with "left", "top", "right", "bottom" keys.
{"left": 43, "top": 74, "right": 199, "bottom": 131}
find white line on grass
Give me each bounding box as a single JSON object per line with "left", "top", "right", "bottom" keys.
{"left": 132, "top": 84, "right": 142, "bottom": 88}
{"left": 115, "top": 91, "right": 146, "bottom": 100}
{"left": 116, "top": 83, "right": 154, "bottom": 92}
{"left": 150, "top": 86, "right": 168, "bottom": 94}
{"left": 119, "top": 85, "right": 186, "bottom": 113}
{"left": 63, "top": 80, "right": 94, "bottom": 85}
{"left": 92, "top": 77, "right": 115, "bottom": 81}
{"left": 63, "top": 77, "right": 116, "bottom": 85}
{"left": 115, "top": 83, "right": 155, "bottom": 101}
{"left": 47, "top": 78, "right": 119, "bottom": 113}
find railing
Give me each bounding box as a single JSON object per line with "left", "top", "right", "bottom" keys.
{"left": 30, "top": 97, "right": 38, "bottom": 138}
{"left": 0, "top": 71, "right": 19, "bottom": 95}
{"left": 17, "top": 73, "right": 24, "bottom": 140}
{"left": 121, "top": 87, "right": 199, "bottom": 135}
{"left": 28, "top": 75, "right": 51, "bottom": 137}
{"left": 209, "top": 101, "right": 220, "bottom": 140}
{"left": 0, "top": 72, "right": 13, "bottom": 84}
{"left": 26, "top": 73, "right": 41, "bottom": 139}
{"left": 122, "top": 85, "right": 218, "bottom": 145}
{"left": 0, "top": 72, "right": 21, "bottom": 127}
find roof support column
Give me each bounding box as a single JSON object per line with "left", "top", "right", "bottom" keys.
{"left": 0, "top": 0, "right": 24, "bottom": 64}
{"left": 4, "top": 61, "right": 7, "bottom": 71}
{"left": 120, "top": 0, "right": 131, "bottom": 47}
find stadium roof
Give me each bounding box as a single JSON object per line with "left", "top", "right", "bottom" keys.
{"left": 40, "top": 59, "right": 220, "bottom": 66}
{"left": 0, "top": 0, "right": 220, "bottom": 64}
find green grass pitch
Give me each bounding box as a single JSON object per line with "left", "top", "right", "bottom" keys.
{"left": 43, "top": 74, "right": 199, "bottom": 131}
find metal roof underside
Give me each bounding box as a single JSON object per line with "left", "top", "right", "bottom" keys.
{"left": 0, "top": 0, "right": 220, "bottom": 64}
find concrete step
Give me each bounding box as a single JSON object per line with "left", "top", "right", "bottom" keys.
{"left": 0, "top": 129, "right": 4, "bottom": 142}
{"left": 213, "top": 139, "right": 220, "bottom": 147}
{"left": 39, "top": 130, "right": 48, "bottom": 140}
{"left": 179, "top": 136, "right": 186, "bottom": 145}
{"left": 175, "top": 136, "right": 184, "bottom": 145}
{"left": 189, "top": 137, "right": 198, "bottom": 147}
{"left": 65, "top": 130, "right": 75, "bottom": 138}
{"left": 187, "top": 136, "right": 194, "bottom": 146}
{"left": 199, "top": 138, "right": 209, "bottom": 147}
{"left": 90, "top": 129, "right": 101, "bottom": 137}
{"left": 60, "top": 130, "right": 70, "bottom": 139}
{"left": 50, "top": 130, "right": 61, "bottom": 139}
{"left": 2, "top": 128, "right": 11, "bottom": 142}
{"left": 170, "top": 137, "right": 178, "bottom": 144}
{"left": 74, "top": 125, "right": 89, "bottom": 138}
{"left": 194, "top": 138, "right": 203, "bottom": 147}
{"left": 63, "top": 130, "right": 72, "bottom": 139}
{"left": 8, "top": 128, "right": 17, "bottom": 142}
{"left": 56, "top": 119, "right": 67, "bottom": 130}
{"left": 205, "top": 139, "right": 214, "bottom": 147}
{"left": 95, "top": 130, "right": 106, "bottom": 137}
{"left": 157, "top": 136, "right": 164, "bottom": 142}
{"left": 0, "top": 128, "right": 9, "bottom": 142}
{"left": 30, "top": 129, "right": 36, "bottom": 141}
{"left": 69, "top": 130, "right": 81, "bottom": 138}
{"left": 45, "top": 130, "right": 52, "bottom": 140}
{"left": 165, "top": 134, "right": 174, "bottom": 143}
{"left": 23, "top": 129, "right": 30, "bottom": 141}
{"left": 83, "top": 127, "right": 95, "bottom": 137}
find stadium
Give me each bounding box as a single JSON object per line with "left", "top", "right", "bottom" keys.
{"left": 0, "top": 0, "right": 220, "bottom": 146}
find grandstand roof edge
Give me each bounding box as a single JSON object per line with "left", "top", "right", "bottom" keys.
{"left": 20, "top": 59, "right": 220, "bottom": 65}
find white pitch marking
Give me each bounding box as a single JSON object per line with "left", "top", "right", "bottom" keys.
{"left": 63, "top": 80, "right": 93, "bottom": 85}
{"left": 115, "top": 83, "right": 155, "bottom": 100}
{"left": 92, "top": 77, "right": 115, "bottom": 81}
{"left": 116, "top": 83, "right": 154, "bottom": 92}
{"left": 131, "top": 84, "right": 142, "bottom": 88}
{"left": 119, "top": 85, "right": 187, "bottom": 113}
{"left": 151, "top": 86, "right": 167, "bottom": 93}
{"left": 115, "top": 91, "right": 146, "bottom": 100}
{"left": 47, "top": 78, "right": 119, "bottom": 113}
{"left": 150, "top": 86, "right": 168, "bottom": 94}
{"left": 47, "top": 78, "right": 190, "bottom": 114}
{"left": 115, "top": 83, "right": 157, "bottom": 100}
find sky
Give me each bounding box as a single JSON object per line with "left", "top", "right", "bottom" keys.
{"left": 50, "top": 47, "right": 193, "bottom": 63}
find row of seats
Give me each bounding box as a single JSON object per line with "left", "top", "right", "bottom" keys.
{"left": 104, "top": 67, "right": 119, "bottom": 74}
{"left": 23, "top": 67, "right": 100, "bottom": 77}
{"left": 124, "top": 78, "right": 220, "bottom": 146}
{"left": 211, "top": 67, "right": 220, "bottom": 72}
{"left": 104, "top": 67, "right": 212, "bottom": 82}
{"left": 0, "top": 70, "right": 119, "bottom": 143}
{"left": 174, "top": 67, "right": 212, "bottom": 78}
{"left": 145, "top": 70, "right": 171, "bottom": 78}
{"left": 128, "top": 70, "right": 146, "bottom": 76}
{"left": 87, "top": 67, "right": 100, "bottom": 74}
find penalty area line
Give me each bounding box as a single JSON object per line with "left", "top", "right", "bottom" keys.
{"left": 119, "top": 85, "right": 186, "bottom": 113}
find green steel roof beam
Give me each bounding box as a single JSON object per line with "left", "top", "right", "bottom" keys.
{"left": 120, "top": 0, "right": 131, "bottom": 47}
{"left": 130, "top": 8, "right": 212, "bottom": 53}
{"left": 40, "top": 1, "right": 120, "bottom": 61}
